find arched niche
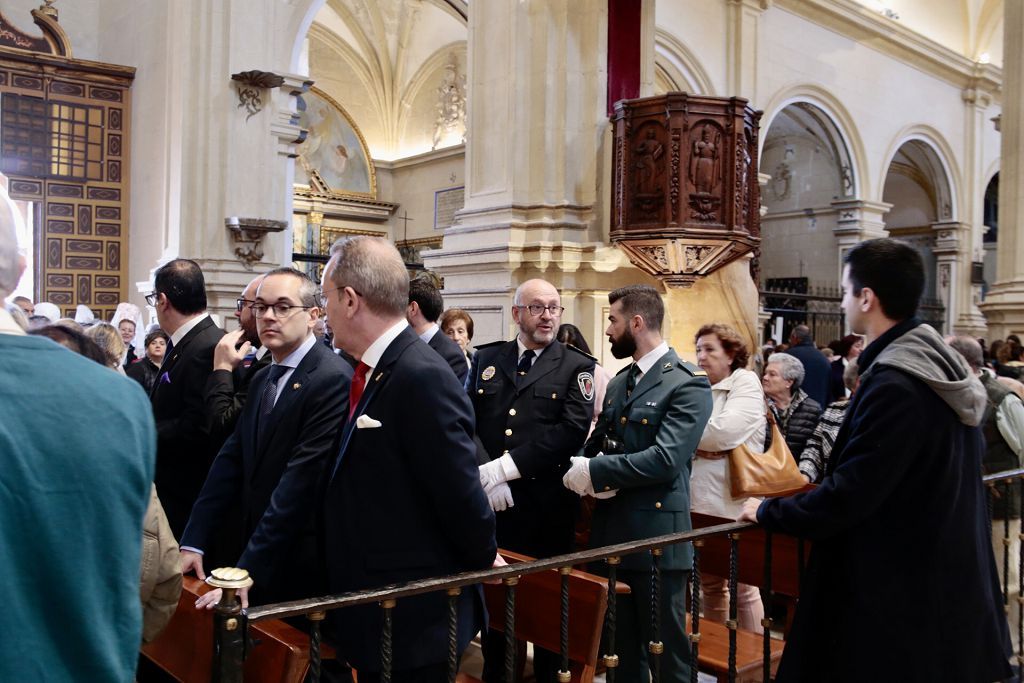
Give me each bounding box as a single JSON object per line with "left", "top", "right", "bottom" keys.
{"left": 758, "top": 101, "right": 858, "bottom": 289}
{"left": 653, "top": 29, "right": 716, "bottom": 95}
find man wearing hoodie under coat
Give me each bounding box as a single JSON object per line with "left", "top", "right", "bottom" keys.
{"left": 740, "top": 239, "right": 1011, "bottom": 682}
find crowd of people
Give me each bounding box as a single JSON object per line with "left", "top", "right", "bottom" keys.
{"left": 1, "top": 211, "right": 1017, "bottom": 682}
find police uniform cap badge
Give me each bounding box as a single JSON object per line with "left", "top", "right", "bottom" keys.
{"left": 481, "top": 365, "right": 496, "bottom": 381}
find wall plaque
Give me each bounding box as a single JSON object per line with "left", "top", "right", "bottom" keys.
{"left": 434, "top": 185, "right": 464, "bottom": 230}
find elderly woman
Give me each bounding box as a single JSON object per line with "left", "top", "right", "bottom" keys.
{"left": 441, "top": 307, "right": 475, "bottom": 364}
{"left": 763, "top": 353, "right": 823, "bottom": 457}
{"left": 126, "top": 329, "right": 169, "bottom": 394}
{"left": 692, "top": 323, "right": 767, "bottom": 632}
{"left": 85, "top": 322, "right": 127, "bottom": 374}
{"left": 799, "top": 360, "right": 858, "bottom": 483}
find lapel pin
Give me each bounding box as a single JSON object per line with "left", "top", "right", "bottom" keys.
{"left": 293, "top": 383, "right": 301, "bottom": 390}
{"left": 374, "top": 372, "right": 384, "bottom": 382}
{"left": 663, "top": 362, "right": 672, "bottom": 369}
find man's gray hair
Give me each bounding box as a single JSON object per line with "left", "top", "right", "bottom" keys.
{"left": 327, "top": 236, "right": 409, "bottom": 316}
{"left": 0, "top": 195, "right": 20, "bottom": 298}
{"left": 791, "top": 325, "right": 813, "bottom": 344}
{"left": 948, "top": 335, "right": 983, "bottom": 372}
{"left": 767, "top": 352, "right": 806, "bottom": 392}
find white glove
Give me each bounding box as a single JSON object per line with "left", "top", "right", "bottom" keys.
{"left": 479, "top": 454, "right": 520, "bottom": 490}
{"left": 486, "top": 481, "right": 515, "bottom": 512}
{"left": 563, "top": 455, "right": 618, "bottom": 498}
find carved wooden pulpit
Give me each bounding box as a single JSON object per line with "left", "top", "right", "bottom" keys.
{"left": 611, "top": 94, "right": 762, "bottom": 287}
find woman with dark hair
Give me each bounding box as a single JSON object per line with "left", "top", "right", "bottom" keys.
{"left": 828, "top": 333, "right": 863, "bottom": 399}
{"left": 691, "top": 323, "right": 767, "bottom": 632}
{"left": 557, "top": 323, "right": 612, "bottom": 435}
{"left": 127, "top": 329, "right": 169, "bottom": 394}
{"left": 28, "top": 324, "right": 108, "bottom": 366}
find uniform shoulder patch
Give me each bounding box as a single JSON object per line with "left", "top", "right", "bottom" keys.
{"left": 577, "top": 371, "right": 595, "bottom": 401}
{"left": 565, "top": 343, "right": 598, "bottom": 362}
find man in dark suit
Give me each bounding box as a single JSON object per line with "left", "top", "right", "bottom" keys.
{"left": 148, "top": 258, "right": 226, "bottom": 538}
{"left": 740, "top": 240, "right": 1011, "bottom": 682}
{"left": 784, "top": 324, "right": 832, "bottom": 406}
{"left": 565, "top": 284, "right": 712, "bottom": 683}
{"left": 468, "top": 277, "right": 595, "bottom": 682}
{"left": 204, "top": 274, "right": 271, "bottom": 442}
{"left": 406, "top": 276, "right": 468, "bottom": 383}
{"left": 180, "top": 267, "right": 351, "bottom": 607}
{"left": 321, "top": 236, "right": 497, "bottom": 682}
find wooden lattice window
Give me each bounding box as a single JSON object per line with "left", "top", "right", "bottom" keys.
{"left": 1, "top": 92, "right": 104, "bottom": 180}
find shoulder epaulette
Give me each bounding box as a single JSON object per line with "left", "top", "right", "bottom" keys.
{"left": 676, "top": 359, "right": 707, "bottom": 377}
{"left": 565, "top": 343, "right": 598, "bottom": 362}
{"left": 474, "top": 340, "right": 507, "bottom": 350}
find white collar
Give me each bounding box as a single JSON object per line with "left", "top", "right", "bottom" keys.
{"left": 361, "top": 320, "right": 408, "bottom": 371}
{"left": 169, "top": 313, "right": 209, "bottom": 346}
{"left": 272, "top": 333, "right": 317, "bottom": 369}
{"left": 516, "top": 336, "right": 550, "bottom": 361}
{"left": 635, "top": 341, "right": 670, "bottom": 376}
{"left": 0, "top": 307, "right": 26, "bottom": 335}
{"left": 419, "top": 323, "right": 439, "bottom": 343}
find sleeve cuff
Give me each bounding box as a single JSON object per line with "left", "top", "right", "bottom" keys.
{"left": 498, "top": 453, "right": 521, "bottom": 481}
{"left": 181, "top": 545, "right": 204, "bottom": 556}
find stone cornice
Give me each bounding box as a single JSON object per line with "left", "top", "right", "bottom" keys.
{"left": 774, "top": 0, "right": 1002, "bottom": 94}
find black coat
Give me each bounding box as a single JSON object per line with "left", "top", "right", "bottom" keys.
{"left": 769, "top": 391, "right": 822, "bottom": 459}
{"left": 182, "top": 341, "right": 350, "bottom": 605}
{"left": 828, "top": 357, "right": 846, "bottom": 400}
{"left": 126, "top": 357, "right": 159, "bottom": 394}
{"left": 469, "top": 339, "right": 595, "bottom": 558}
{"left": 204, "top": 350, "right": 273, "bottom": 442}
{"left": 758, "top": 319, "right": 1011, "bottom": 682}
{"left": 150, "top": 316, "right": 225, "bottom": 537}
{"left": 784, "top": 341, "right": 832, "bottom": 407}
{"left": 323, "top": 327, "right": 496, "bottom": 673}
{"left": 427, "top": 327, "right": 469, "bottom": 384}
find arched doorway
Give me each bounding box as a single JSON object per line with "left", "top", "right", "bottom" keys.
{"left": 983, "top": 172, "right": 999, "bottom": 296}
{"left": 881, "top": 138, "right": 955, "bottom": 331}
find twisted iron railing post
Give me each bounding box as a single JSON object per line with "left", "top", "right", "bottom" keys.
{"left": 446, "top": 588, "right": 461, "bottom": 682}
{"left": 381, "top": 598, "right": 396, "bottom": 683}
{"left": 307, "top": 610, "right": 325, "bottom": 683}
{"left": 558, "top": 566, "right": 571, "bottom": 683}
{"left": 689, "top": 540, "right": 702, "bottom": 683}
{"left": 603, "top": 556, "right": 620, "bottom": 683}
{"left": 504, "top": 576, "right": 518, "bottom": 683}
{"left": 727, "top": 534, "right": 739, "bottom": 683}
{"left": 650, "top": 548, "right": 663, "bottom": 683}
{"left": 1005, "top": 481, "right": 1012, "bottom": 611}
{"left": 208, "top": 567, "right": 253, "bottom": 683}
{"left": 763, "top": 530, "right": 774, "bottom": 681}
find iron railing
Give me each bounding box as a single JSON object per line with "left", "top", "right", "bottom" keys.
{"left": 208, "top": 467, "right": 1024, "bottom": 682}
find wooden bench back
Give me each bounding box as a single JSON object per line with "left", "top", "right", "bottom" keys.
{"left": 141, "top": 576, "right": 329, "bottom": 683}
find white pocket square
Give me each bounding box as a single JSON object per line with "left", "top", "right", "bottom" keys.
{"left": 355, "top": 414, "right": 382, "bottom": 429}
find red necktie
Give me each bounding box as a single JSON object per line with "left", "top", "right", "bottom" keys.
{"left": 349, "top": 362, "right": 370, "bottom": 418}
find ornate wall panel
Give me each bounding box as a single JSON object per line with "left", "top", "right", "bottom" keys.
{"left": 0, "top": 11, "right": 134, "bottom": 320}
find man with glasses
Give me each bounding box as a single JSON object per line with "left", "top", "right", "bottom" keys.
{"left": 469, "top": 278, "right": 596, "bottom": 683}
{"left": 204, "top": 274, "right": 270, "bottom": 441}
{"left": 181, "top": 267, "right": 351, "bottom": 608}
{"left": 148, "top": 258, "right": 226, "bottom": 539}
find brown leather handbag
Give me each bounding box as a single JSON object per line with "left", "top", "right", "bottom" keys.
{"left": 728, "top": 407, "right": 807, "bottom": 498}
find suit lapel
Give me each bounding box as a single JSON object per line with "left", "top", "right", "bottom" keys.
{"left": 516, "top": 341, "right": 563, "bottom": 394}
{"left": 151, "top": 316, "right": 213, "bottom": 398}
{"left": 330, "top": 328, "right": 416, "bottom": 482}
{"left": 253, "top": 344, "right": 322, "bottom": 467}
{"left": 496, "top": 341, "right": 518, "bottom": 384}
{"left": 624, "top": 349, "right": 675, "bottom": 409}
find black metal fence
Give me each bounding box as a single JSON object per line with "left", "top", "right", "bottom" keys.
{"left": 208, "top": 468, "right": 1023, "bottom": 683}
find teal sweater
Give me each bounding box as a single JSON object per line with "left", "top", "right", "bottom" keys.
{"left": 0, "top": 334, "right": 155, "bottom": 682}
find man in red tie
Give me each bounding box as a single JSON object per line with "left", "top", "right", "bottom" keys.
{"left": 320, "top": 236, "right": 497, "bottom": 682}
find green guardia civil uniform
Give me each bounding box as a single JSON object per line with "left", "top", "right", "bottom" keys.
{"left": 584, "top": 346, "right": 712, "bottom": 683}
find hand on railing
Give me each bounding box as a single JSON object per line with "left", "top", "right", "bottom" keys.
{"left": 485, "top": 552, "right": 509, "bottom": 585}
{"left": 180, "top": 549, "right": 206, "bottom": 580}
{"left": 737, "top": 498, "right": 761, "bottom": 523}
{"left": 195, "top": 585, "right": 250, "bottom": 610}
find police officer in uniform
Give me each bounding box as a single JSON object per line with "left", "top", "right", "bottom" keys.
{"left": 469, "top": 278, "right": 596, "bottom": 682}
{"left": 564, "top": 284, "right": 712, "bottom": 683}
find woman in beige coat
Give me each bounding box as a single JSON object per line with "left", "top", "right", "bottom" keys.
{"left": 140, "top": 486, "right": 182, "bottom": 643}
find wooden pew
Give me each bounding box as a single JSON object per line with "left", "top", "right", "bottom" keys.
{"left": 141, "top": 576, "right": 333, "bottom": 683}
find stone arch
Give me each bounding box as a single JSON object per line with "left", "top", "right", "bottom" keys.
{"left": 879, "top": 126, "right": 960, "bottom": 222}
{"left": 760, "top": 84, "right": 867, "bottom": 199}
{"left": 396, "top": 41, "right": 468, "bottom": 150}
{"left": 653, "top": 28, "right": 717, "bottom": 96}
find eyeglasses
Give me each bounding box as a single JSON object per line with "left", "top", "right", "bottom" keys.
{"left": 144, "top": 291, "right": 159, "bottom": 306}
{"left": 250, "top": 302, "right": 313, "bottom": 318}
{"left": 235, "top": 298, "right": 254, "bottom": 312}
{"left": 515, "top": 304, "right": 565, "bottom": 317}
{"left": 317, "top": 284, "right": 362, "bottom": 300}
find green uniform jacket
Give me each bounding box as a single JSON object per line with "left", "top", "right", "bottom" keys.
{"left": 585, "top": 347, "right": 712, "bottom": 571}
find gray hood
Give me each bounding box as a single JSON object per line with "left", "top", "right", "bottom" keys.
{"left": 863, "top": 323, "right": 986, "bottom": 426}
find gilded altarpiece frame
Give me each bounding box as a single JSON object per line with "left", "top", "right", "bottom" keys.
{"left": 0, "top": 9, "right": 134, "bottom": 319}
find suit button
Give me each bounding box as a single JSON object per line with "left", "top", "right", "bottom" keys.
{"left": 641, "top": 418, "right": 648, "bottom": 425}
{"left": 655, "top": 502, "right": 662, "bottom": 509}
{"left": 505, "top": 428, "right": 513, "bottom": 436}
{"left": 509, "top": 408, "right": 516, "bottom": 416}
{"left": 604, "top": 486, "right": 611, "bottom": 492}
{"left": 478, "top": 389, "right": 484, "bottom": 394}
{"left": 620, "top": 417, "right": 627, "bottom": 424}
{"left": 551, "top": 393, "right": 557, "bottom": 399}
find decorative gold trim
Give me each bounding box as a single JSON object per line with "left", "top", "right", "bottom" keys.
{"left": 296, "top": 86, "right": 377, "bottom": 201}
{"left": 318, "top": 226, "right": 387, "bottom": 255}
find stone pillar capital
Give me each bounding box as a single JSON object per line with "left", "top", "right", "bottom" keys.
{"left": 931, "top": 220, "right": 968, "bottom": 256}
{"left": 270, "top": 73, "right": 314, "bottom": 159}
{"left": 830, "top": 199, "right": 891, "bottom": 239}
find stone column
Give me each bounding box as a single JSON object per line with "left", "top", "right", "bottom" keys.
{"left": 932, "top": 220, "right": 969, "bottom": 335}
{"left": 956, "top": 78, "right": 997, "bottom": 335}
{"left": 725, "top": 0, "right": 771, "bottom": 103}
{"left": 830, "top": 199, "right": 890, "bottom": 281}
{"left": 980, "top": 0, "right": 1024, "bottom": 338}
{"left": 424, "top": 0, "right": 638, "bottom": 354}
